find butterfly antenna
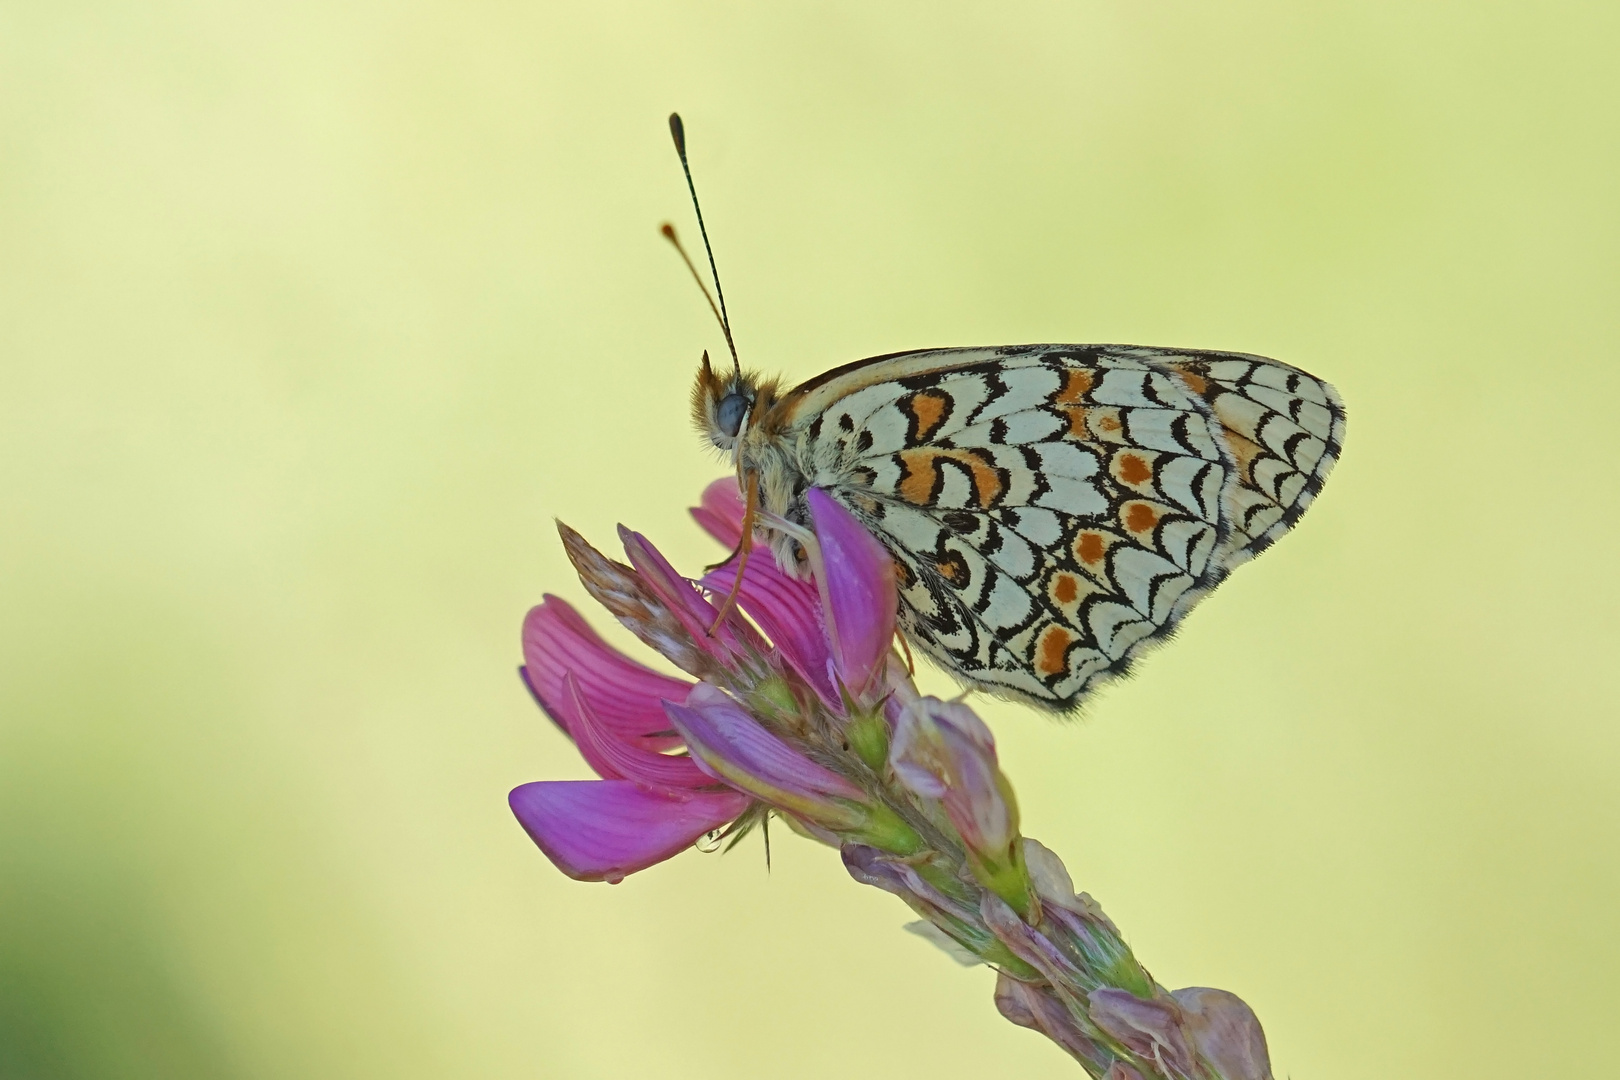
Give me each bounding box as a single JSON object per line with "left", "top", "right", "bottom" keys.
{"left": 665, "top": 112, "right": 740, "bottom": 377}
{"left": 661, "top": 223, "right": 737, "bottom": 374}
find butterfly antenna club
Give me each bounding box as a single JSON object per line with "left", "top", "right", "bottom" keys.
{"left": 666, "top": 112, "right": 740, "bottom": 377}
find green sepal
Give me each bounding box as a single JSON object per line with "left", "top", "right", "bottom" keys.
{"left": 846, "top": 708, "right": 890, "bottom": 772}
{"left": 911, "top": 859, "right": 979, "bottom": 905}
{"left": 1098, "top": 953, "right": 1156, "bottom": 1000}
{"left": 843, "top": 801, "right": 924, "bottom": 856}
{"left": 968, "top": 842, "right": 1035, "bottom": 921}
{"left": 747, "top": 675, "right": 801, "bottom": 723}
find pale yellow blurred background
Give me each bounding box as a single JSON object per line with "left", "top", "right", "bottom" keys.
{"left": 2, "top": 2, "right": 1617, "bottom": 1077}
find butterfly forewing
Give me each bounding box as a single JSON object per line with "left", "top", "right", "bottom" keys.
{"left": 780, "top": 346, "right": 1245, "bottom": 710}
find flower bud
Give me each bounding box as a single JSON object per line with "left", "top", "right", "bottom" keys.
{"left": 1170, "top": 987, "right": 1273, "bottom": 1080}
{"left": 891, "top": 697, "right": 1031, "bottom": 914}
{"left": 1086, "top": 989, "right": 1197, "bottom": 1079}
{"left": 994, "top": 974, "right": 1111, "bottom": 1073}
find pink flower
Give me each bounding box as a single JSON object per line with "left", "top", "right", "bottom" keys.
{"left": 694, "top": 479, "right": 898, "bottom": 708}
{"left": 509, "top": 480, "right": 910, "bottom": 883}
{"left": 505, "top": 482, "right": 1277, "bottom": 1077}
{"left": 520, "top": 595, "right": 688, "bottom": 753}
{"left": 512, "top": 597, "right": 749, "bottom": 883}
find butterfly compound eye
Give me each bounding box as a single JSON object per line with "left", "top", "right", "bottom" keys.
{"left": 716, "top": 392, "right": 751, "bottom": 438}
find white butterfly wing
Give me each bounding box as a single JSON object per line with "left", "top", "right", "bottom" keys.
{"left": 767, "top": 343, "right": 1343, "bottom": 710}
{"left": 781, "top": 346, "right": 1234, "bottom": 708}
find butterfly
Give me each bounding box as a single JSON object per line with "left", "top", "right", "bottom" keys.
{"left": 665, "top": 114, "right": 1345, "bottom": 712}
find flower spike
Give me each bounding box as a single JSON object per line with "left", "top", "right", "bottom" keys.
{"left": 511, "top": 482, "right": 1276, "bottom": 1077}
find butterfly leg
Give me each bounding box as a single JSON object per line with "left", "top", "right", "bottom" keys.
{"left": 706, "top": 470, "right": 759, "bottom": 636}
{"left": 895, "top": 631, "right": 916, "bottom": 678}
{"left": 703, "top": 519, "right": 752, "bottom": 574}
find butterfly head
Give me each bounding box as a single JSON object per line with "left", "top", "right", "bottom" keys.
{"left": 691, "top": 351, "right": 779, "bottom": 452}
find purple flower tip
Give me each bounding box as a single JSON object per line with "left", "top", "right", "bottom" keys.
{"left": 665, "top": 683, "right": 867, "bottom": 825}
{"left": 805, "top": 488, "right": 897, "bottom": 699}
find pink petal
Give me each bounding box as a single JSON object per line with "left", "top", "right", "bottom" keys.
{"left": 518, "top": 665, "right": 569, "bottom": 737}
{"left": 618, "top": 526, "right": 767, "bottom": 660}
{"left": 523, "top": 596, "right": 690, "bottom": 751}
{"left": 668, "top": 684, "right": 866, "bottom": 806}
{"left": 509, "top": 780, "right": 749, "bottom": 884}
{"left": 557, "top": 673, "right": 718, "bottom": 793}
{"left": 806, "top": 488, "right": 898, "bottom": 698}
{"left": 701, "top": 555, "right": 838, "bottom": 709}
{"left": 690, "top": 476, "right": 748, "bottom": 548}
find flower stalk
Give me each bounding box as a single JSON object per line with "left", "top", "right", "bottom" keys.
{"left": 509, "top": 478, "right": 1275, "bottom": 1079}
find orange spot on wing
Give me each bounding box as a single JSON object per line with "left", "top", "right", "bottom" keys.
{"left": 1171, "top": 364, "right": 1209, "bottom": 397}
{"left": 1125, "top": 503, "right": 1159, "bottom": 534}
{"left": 1118, "top": 453, "right": 1152, "bottom": 484}
{"left": 1055, "top": 369, "right": 1093, "bottom": 404}
{"left": 1036, "top": 625, "right": 1073, "bottom": 676}
{"left": 908, "top": 390, "right": 950, "bottom": 442}
{"left": 1060, "top": 405, "right": 1087, "bottom": 437}
{"left": 1224, "top": 432, "right": 1263, "bottom": 485}
{"left": 964, "top": 451, "right": 1005, "bottom": 507}
{"left": 1076, "top": 532, "right": 1106, "bottom": 565}
{"left": 1098, "top": 413, "right": 1123, "bottom": 433}
{"left": 1053, "top": 573, "right": 1078, "bottom": 604}
{"left": 893, "top": 556, "right": 916, "bottom": 589}
{"left": 896, "top": 449, "right": 1006, "bottom": 508}
{"left": 898, "top": 454, "right": 937, "bottom": 505}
